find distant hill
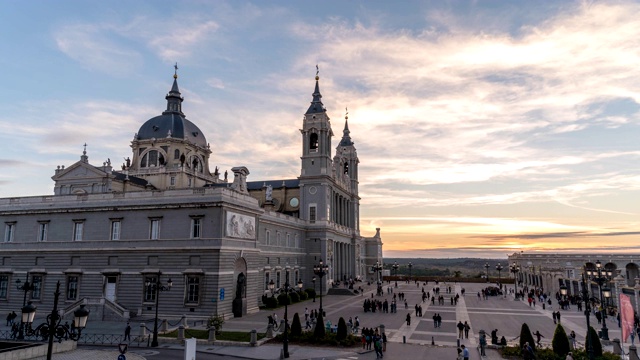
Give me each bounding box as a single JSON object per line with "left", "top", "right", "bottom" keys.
{"left": 382, "top": 258, "right": 510, "bottom": 278}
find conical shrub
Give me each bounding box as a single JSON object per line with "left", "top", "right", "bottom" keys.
{"left": 336, "top": 317, "right": 347, "bottom": 341}
{"left": 519, "top": 323, "right": 536, "bottom": 351}
{"left": 290, "top": 312, "right": 302, "bottom": 338}
{"left": 585, "top": 326, "right": 602, "bottom": 357}
{"left": 314, "top": 312, "right": 325, "bottom": 338}
{"left": 552, "top": 324, "right": 570, "bottom": 356}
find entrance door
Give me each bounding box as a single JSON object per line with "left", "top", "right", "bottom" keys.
{"left": 105, "top": 276, "right": 117, "bottom": 301}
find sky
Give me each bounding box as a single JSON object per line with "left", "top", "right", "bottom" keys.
{"left": 1, "top": 0, "right": 639, "bottom": 259}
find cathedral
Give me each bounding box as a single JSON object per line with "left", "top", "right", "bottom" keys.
{"left": 0, "top": 69, "right": 383, "bottom": 321}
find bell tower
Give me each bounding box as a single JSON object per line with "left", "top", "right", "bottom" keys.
{"left": 300, "top": 70, "right": 333, "bottom": 177}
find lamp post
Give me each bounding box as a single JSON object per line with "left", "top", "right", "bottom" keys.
{"left": 408, "top": 262, "right": 413, "bottom": 282}
{"left": 281, "top": 280, "right": 291, "bottom": 358}
{"left": 313, "top": 259, "right": 329, "bottom": 316}
{"left": 573, "top": 273, "right": 594, "bottom": 360}
{"left": 586, "top": 260, "right": 612, "bottom": 341}
{"left": 392, "top": 262, "right": 399, "bottom": 287}
{"left": 510, "top": 262, "right": 520, "bottom": 300}
{"left": 371, "top": 261, "right": 383, "bottom": 285}
{"left": 311, "top": 277, "right": 316, "bottom": 302}
{"left": 145, "top": 271, "right": 172, "bottom": 347}
{"left": 484, "top": 262, "right": 490, "bottom": 283}
{"left": 15, "top": 275, "right": 37, "bottom": 340}
{"left": 496, "top": 263, "right": 503, "bottom": 282}
{"left": 21, "top": 281, "right": 90, "bottom": 360}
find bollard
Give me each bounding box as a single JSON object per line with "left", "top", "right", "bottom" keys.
{"left": 139, "top": 323, "right": 147, "bottom": 337}
{"left": 266, "top": 324, "right": 274, "bottom": 338}
{"left": 403, "top": 335, "right": 406, "bottom": 344}
{"left": 208, "top": 327, "right": 216, "bottom": 342}
{"left": 161, "top": 319, "right": 169, "bottom": 332}
{"left": 181, "top": 315, "right": 188, "bottom": 328}
{"left": 432, "top": 336, "right": 435, "bottom": 345}
{"left": 457, "top": 338, "right": 460, "bottom": 347}
{"left": 250, "top": 329, "right": 257, "bottom": 346}
{"left": 630, "top": 345, "right": 640, "bottom": 360}
{"left": 178, "top": 325, "right": 185, "bottom": 341}
{"left": 613, "top": 338, "right": 622, "bottom": 355}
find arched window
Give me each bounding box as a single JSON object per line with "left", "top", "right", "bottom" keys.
{"left": 343, "top": 162, "right": 349, "bottom": 175}
{"left": 140, "top": 150, "right": 164, "bottom": 168}
{"left": 174, "top": 149, "right": 180, "bottom": 160}
{"left": 309, "top": 133, "right": 319, "bottom": 152}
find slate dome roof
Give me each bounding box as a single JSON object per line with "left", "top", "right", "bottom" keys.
{"left": 137, "top": 113, "right": 207, "bottom": 148}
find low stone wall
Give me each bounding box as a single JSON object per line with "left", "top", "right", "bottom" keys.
{"left": 0, "top": 341, "right": 76, "bottom": 360}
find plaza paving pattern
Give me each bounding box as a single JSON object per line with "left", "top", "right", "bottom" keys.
{"left": 3, "top": 281, "right": 626, "bottom": 359}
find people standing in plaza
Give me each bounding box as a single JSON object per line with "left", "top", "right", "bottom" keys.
{"left": 522, "top": 342, "right": 534, "bottom": 360}
{"left": 456, "top": 347, "right": 463, "bottom": 360}
{"left": 305, "top": 307, "right": 309, "bottom": 322}
{"left": 457, "top": 321, "right": 464, "bottom": 338}
{"left": 406, "top": 313, "right": 411, "bottom": 326}
{"left": 464, "top": 321, "right": 470, "bottom": 338}
{"left": 556, "top": 311, "right": 561, "bottom": 323}
{"left": 479, "top": 331, "right": 487, "bottom": 356}
{"left": 569, "top": 330, "right": 576, "bottom": 349}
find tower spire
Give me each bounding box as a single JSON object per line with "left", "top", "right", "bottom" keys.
{"left": 306, "top": 65, "right": 326, "bottom": 114}
{"left": 164, "top": 63, "right": 184, "bottom": 115}
{"left": 339, "top": 107, "right": 353, "bottom": 146}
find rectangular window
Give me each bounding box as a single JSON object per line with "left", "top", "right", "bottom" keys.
{"left": 276, "top": 272, "right": 281, "bottom": 288}
{"left": 264, "top": 273, "right": 270, "bottom": 290}
{"left": 295, "top": 235, "right": 300, "bottom": 248}
{"left": 0, "top": 275, "right": 8, "bottom": 299}
{"left": 186, "top": 276, "right": 200, "bottom": 304}
{"left": 31, "top": 275, "right": 43, "bottom": 300}
{"left": 276, "top": 232, "right": 281, "bottom": 246}
{"left": 37, "top": 222, "right": 48, "bottom": 242}
{"left": 170, "top": 177, "right": 176, "bottom": 186}
{"left": 66, "top": 276, "right": 79, "bottom": 300}
{"left": 111, "top": 221, "right": 121, "bottom": 240}
{"left": 73, "top": 222, "right": 84, "bottom": 241}
{"left": 191, "top": 218, "right": 201, "bottom": 239}
{"left": 309, "top": 206, "right": 317, "bottom": 223}
{"left": 266, "top": 230, "right": 270, "bottom": 245}
{"left": 144, "top": 275, "right": 157, "bottom": 302}
{"left": 4, "top": 223, "right": 15, "bottom": 243}
{"left": 150, "top": 219, "right": 160, "bottom": 240}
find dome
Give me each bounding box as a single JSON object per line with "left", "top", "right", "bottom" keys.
{"left": 137, "top": 113, "right": 207, "bottom": 148}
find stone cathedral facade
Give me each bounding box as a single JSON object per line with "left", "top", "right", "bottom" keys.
{"left": 0, "top": 70, "right": 383, "bottom": 321}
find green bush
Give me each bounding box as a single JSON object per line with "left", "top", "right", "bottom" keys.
{"left": 552, "top": 324, "right": 570, "bottom": 357}
{"left": 290, "top": 313, "right": 302, "bottom": 338}
{"left": 585, "top": 326, "right": 602, "bottom": 357}
{"left": 336, "top": 317, "right": 347, "bottom": 341}
{"left": 264, "top": 296, "right": 278, "bottom": 308}
{"left": 305, "top": 288, "right": 316, "bottom": 299}
{"left": 277, "top": 292, "right": 291, "bottom": 306}
{"left": 290, "top": 291, "right": 300, "bottom": 303}
{"left": 298, "top": 291, "right": 308, "bottom": 301}
{"left": 519, "top": 323, "right": 536, "bottom": 351}
{"left": 314, "top": 312, "right": 325, "bottom": 338}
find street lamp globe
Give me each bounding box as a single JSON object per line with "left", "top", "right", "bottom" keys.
{"left": 268, "top": 279, "right": 275, "bottom": 292}
{"left": 73, "top": 305, "right": 90, "bottom": 329}
{"left": 297, "top": 279, "right": 303, "bottom": 290}
{"left": 559, "top": 285, "right": 568, "bottom": 297}
{"left": 21, "top": 301, "right": 37, "bottom": 325}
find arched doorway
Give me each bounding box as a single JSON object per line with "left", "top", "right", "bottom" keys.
{"left": 626, "top": 263, "right": 639, "bottom": 287}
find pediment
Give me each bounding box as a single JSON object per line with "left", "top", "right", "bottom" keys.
{"left": 52, "top": 161, "right": 108, "bottom": 182}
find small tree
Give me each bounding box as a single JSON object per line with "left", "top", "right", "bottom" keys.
{"left": 207, "top": 314, "right": 225, "bottom": 335}
{"left": 290, "top": 313, "right": 302, "bottom": 338}
{"left": 585, "top": 326, "right": 603, "bottom": 357}
{"left": 519, "top": 323, "right": 536, "bottom": 351}
{"left": 290, "top": 291, "right": 300, "bottom": 303}
{"left": 306, "top": 288, "right": 316, "bottom": 299}
{"left": 314, "top": 312, "right": 325, "bottom": 338}
{"left": 552, "top": 324, "right": 570, "bottom": 357}
{"left": 265, "top": 296, "right": 278, "bottom": 308}
{"left": 336, "top": 317, "right": 347, "bottom": 341}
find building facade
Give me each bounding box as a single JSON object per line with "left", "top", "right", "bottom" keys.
{"left": 508, "top": 252, "right": 640, "bottom": 313}
{"left": 0, "top": 70, "right": 383, "bottom": 322}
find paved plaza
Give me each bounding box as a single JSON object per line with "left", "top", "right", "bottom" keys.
{"left": 3, "top": 280, "right": 628, "bottom": 359}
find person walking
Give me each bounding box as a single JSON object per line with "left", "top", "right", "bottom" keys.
{"left": 406, "top": 313, "right": 411, "bottom": 326}
{"left": 464, "top": 321, "right": 470, "bottom": 338}
{"left": 522, "top": 342, "right": 534, "bottom": 360}
{"left": 461, "top": 344, "right": 469, "bottom": 360}
{"left": 479, "top": 331, "right": 487, "bottom": 356}
{"left": 569, "top": 330, "right": 576, "bottom": 349}
{"left": 533, "top": 330, "right": 544, "bottom": 347}
{"left": 124, "top": 322, "right": 131, "bottom": 341}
